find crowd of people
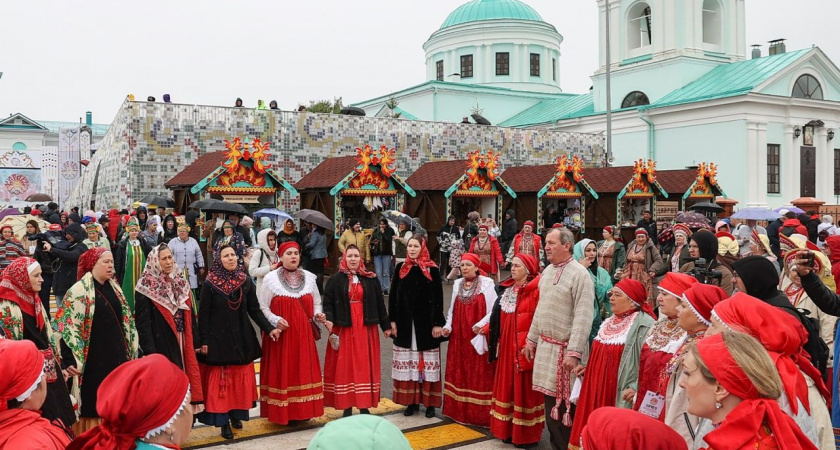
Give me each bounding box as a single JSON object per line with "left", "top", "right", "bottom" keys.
{"left": 3, "top": 201, "right": 840, "bottom": 450}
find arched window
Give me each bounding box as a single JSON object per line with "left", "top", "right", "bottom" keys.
{"left": 792, "top": 75, "right": 824, "bottom": 100}
{"left": 621, "top": 91, "right": 650, "bottom": 108}
{"left": 627, "top": 2, "right": 652, "bottom": 50}
{"left": 11, "top": 142, "right": 26, "bottom": 151}
{"left": 702, "top": 0, "right": 722, "bottom": 46}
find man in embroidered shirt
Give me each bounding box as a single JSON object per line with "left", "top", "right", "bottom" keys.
{"left": 522, "top": 228, "right": 594, "bottom": 450}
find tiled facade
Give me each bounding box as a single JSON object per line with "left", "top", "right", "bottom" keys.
{"left": 67, "top": 99, "right": 604, "bottom": 210}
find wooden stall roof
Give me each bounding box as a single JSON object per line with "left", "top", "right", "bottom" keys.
{"left": 500, "top": 165, "right": 558, "bottom": 193}
{"left": 580, "top": 167, "right": 696, "bottom": 195}
{"left": 165, "top": 151, "right": 226, "bottom": 188}
{"left": 293, "top": 156, "right": 357, "bottom": 190}
{"left": 404, "top": 160, "right": 469, "bottom": 191}
{"left": 655, "top": 169, "right": 705, "bottom": 196}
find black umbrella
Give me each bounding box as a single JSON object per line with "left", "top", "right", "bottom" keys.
{"left": 191, "top": 199, "right": 247, "bottom": 215}
{"left": 689, "top": 202, "right": 724, "bottom": 213}
{"left": 471, "top": 114, "right": 491, "bottom": 125}
{"left": 188, "top": 199, "right": 221, "bottom": 210}
{"left": 296, "top": 209, "right": 334, "bottom": 230}
{"left": 25, "top": 193, "right": 53, "bottom": 202}
{"left": 340, "top": 107, "right": 366, "bottom": 117}
{"left": 139, "top": 194, "right": 175, "bottom": 208}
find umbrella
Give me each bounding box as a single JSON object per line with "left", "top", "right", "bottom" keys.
{"left": 0, "top": 215, "right": 50, "bottom": 241}
{"left": 296, "top": 209, "right": 333, "bottom": 230}
{"left": 188, "top": 199, "right": 220, "bottom": 210}
{"left": 253, "top": 208, "right": 294, "bottom": 223}
{"left": 381, "top": 210, "right": 420, "bottom": 229}
{"left": 689, "top": 201, "right": 724, "bottom": 213}
{"left": 675, "top": 211, "right": 710, "bottom": 225}
{"left": 0, "top": 208, "right": 22, "bottom": 220}
{"left": 340, "top": 107, "right": 366, "bottom": 117}
{"left": 471, "top": 114, "right": 491, "bottom": 125}
{"left": 25, "top": 193, "right": 52, "bottom": 202}
{"left": 730, "top": 207, "right": 779, "bottom": 221}
{"left": 138, "top": 195, "right": 175, "bottom": 208}
{"left": 774, "top": 206, "right": 805, "bottom": 214}
{"left": 198, "top": 200, "right": 248, "bottom": 215}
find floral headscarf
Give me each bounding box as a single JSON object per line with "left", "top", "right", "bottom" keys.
{"left": 77, "top": 247, "right": 110, "bottom": 281}
{"left": 399, "top": 236, "right": 437, "bottom": 281}
{"left": 0, "top": 257, "right": 43, "bottom": 329}
{"left": 135, "top": 245, "right": 191, "bottom": 315}
{"left": 339, "top": 245, "right": 375, "bottom": 278}
{"left": 205, "top": 246, "right": 247, "bottom": 295}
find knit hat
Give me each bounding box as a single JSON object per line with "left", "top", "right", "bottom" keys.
{"left": 657, "top": 272, "right": 697, "bottom": 298}
{"left": 681, "top": 283, "right": 727, "bottom": 326}
{"left": 635, "top": 228, "right": 648, "bottom": 237}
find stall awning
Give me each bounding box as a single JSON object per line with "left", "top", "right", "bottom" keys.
{"left": 680, "top": 162, "right": 727, "bottom": 201}
{"left": 188, "top": 137, "right": 297, "bottom": 196}
{"left": 537, "top": 155, "right": 599, "bottom": 199}
{"left": 329, "top": 145, "right": 415, "bottom": 197}
{"left": 617, "top": 159, "right": 668, "bottom": 199}
{"left": 444, "top": 150, "right": 516, "bottom": 199}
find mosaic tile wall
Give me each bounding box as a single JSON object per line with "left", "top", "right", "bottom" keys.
{"left": 67, "top": 99, "right": 605, "bottom": 210}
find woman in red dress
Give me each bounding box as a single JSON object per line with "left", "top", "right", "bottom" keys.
{"left": 681, "top": 331, "right": 817, "bottom": 450}
{"left": 568, "top": 278, "right": 655, "bottom": 449}
{"left": 469, "top": 224, "right": 504, "bottom": 281}
{"left": 322, "top": 245, "right": 391, "bottom": 417}
{"left": 258, "top": 241, "right": 324, "bottom": 425}
{"left": 441, "top": 253, "right": 497, "bottom": 427}
{"left": 633, "top": 272, "right": 695, "bottom": 418}
{"left": 486, "top": 253, "right": 544, "bottom": 447}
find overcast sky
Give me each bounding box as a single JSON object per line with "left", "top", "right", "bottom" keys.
{"left": 1, "top": 0, "right": 836, "bottom": 124}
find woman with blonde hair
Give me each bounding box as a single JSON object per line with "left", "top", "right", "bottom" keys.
{"left": 680, "top": 331, "right": 816, "bottom": 449}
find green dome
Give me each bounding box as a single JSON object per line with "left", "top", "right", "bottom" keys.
{"left": 440, "top": 0, "right": 544, "bottom": 29}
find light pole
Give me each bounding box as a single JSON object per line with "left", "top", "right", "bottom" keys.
{"left": 605, "top": 0, "right": 613, "bottom": 167}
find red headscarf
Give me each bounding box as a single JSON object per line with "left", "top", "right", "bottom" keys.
{"left": 582, "top": 407, "right": 687, "bottom": 450}
{"left": 712, "top": 293, "right": 827, "bottom": 414}
{"left": 0, "top": 257, "right": 43, "bottom": 330}
{"left": 106, "top": 209, "right": 120, "bottom": 242}
{"left": 399, "top": 237, "right": 437, "bottom": 281}
{"left": 697, "top": 333, "right": 818, "bottom": 450}
{"left": 614, "top": 278, "right": 655, "bottom": 318}
{"left": 77, "top": 247, "right": 110, "bottom": 281}
{"left": 339, "top": 245, "right": 375, "bottom": 278}
{"left": 681, "top": 283, "right": 727, "bottom": 327}
{"left": 500, "top": 253, "right": 539, "bottom": 287}
{"left": 459, "top": 253, "right": 487, "bottom": 278}
{"left": 0, "top": 339, "right": 44, "bottom": 413}
{"left": 67, "top": 354, "right": 190, "bottom": 450}
{"left": 277, "top": 240, "right": 300, "bottom": 257}
{"left": 657, "top": 271, "right": 697, "bottom": 298}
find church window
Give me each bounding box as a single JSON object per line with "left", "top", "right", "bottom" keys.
{"left": 627, "top": 2, "right": 652, "bottom": 50}
{"left": 530, "top": 53, "right": 540, "bottom": 77}
{"left": 461, "top": 55, "right": 473, "bottom": 79}
{"left": 792, "top": 75, "right": 824, "bottom": 100}
{"left": 436, "top": 60, "right": 443, "bottom": 81}
{"left": 702, "top": 0, "right": 722, "bottom": 46}
{"left": 621, "top": 91, "right": 650, "bottom": 108}
{"left": 496, "top": 53, "right": 510, "bottom": 76}
{"left": 767, "top": 144, "right": 780, "bottom": 194}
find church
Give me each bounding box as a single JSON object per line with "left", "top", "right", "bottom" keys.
{"left": 353, "top": 0, "right": 840, "bottom": 208}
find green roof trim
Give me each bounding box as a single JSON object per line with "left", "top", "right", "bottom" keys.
{"left": 498, "top": 93, "right": 594, "bottom": 127}
{"left": 351, "top": 80, "right": 568, "bottom": 108}
{"left": 649, "top": 48, "right": 811, "bottom": 109}
{"left": 440, "top": 0, "right": 544, "bottom": 29}
{"left": 393, "top": 107, "right": 418, "bottom": 121}
{"left": 620, "top": 54, "right": 653, "bottom": 66}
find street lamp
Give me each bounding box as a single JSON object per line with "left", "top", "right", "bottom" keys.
{"left": 794, "top": 127, "right": 801, "bottom": 138}
{"left": 829, "top": 129, "right": 835, "bottom": 141}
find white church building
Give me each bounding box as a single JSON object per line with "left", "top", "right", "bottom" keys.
{"left": 353, "top": 0, "right": 840, "bottom": 208}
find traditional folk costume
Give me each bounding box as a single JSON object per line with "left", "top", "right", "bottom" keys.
{"left": 442, "top": 253, "right": 497, "bottom": 427}
{"left": 55, "top": 247, "right": 139, "bottom": 435}
{"left": 388, "top": 238, "right": 446, "bottom": 412}
{"left": 622, "top": 229, "right": 665, "bottom": 308}
{"left": 134, "top": 245, "right": 204, "bottom": 413}
{"left": 568, "top": 278, "right": 655, "bottom": 450}
{"left": 486, "top": 254, "right": 545, "bottom": 445}
{"left": 67, "top": 354, "right": 192, "bottom": 450}
{"left": 526, "top": 256, "right": 594, "bottom": 450}
{"left": 196, "top": 250, "right": 273, "bottom": 429}
{"left": 257, "top": 241, "right": 324, "bottom": 425}
{"left": 82, "top": 222, "right": 111, "bottom": 251}
{"left": 322, "top": 247, "right": 389, "bottom": 412}
{"left": 702, "top": 293, "right": 829, "bottom": 449}
{"left": 115, "top": 218, "right": 148, "bottom": 313}
{"left": 695, "top": 333, "right": 817, "bottom": 450}
{"left": 573, "top": 239, "right": 613, "bottom": 341}
{"left": 661, "top": 283, "right": 726, "bottom": 447}
{"left": 0, "top": 224, "right": 27, "bottom": 273}
{"left": 0, "top": 257, "right": 76, "bottom": 428}
{"left": 504, "top": 221, "right": 544, "bottom": 267}
{"left": 669, "top": 224, "right": 692, "bottom": 273}
{"left": 632, "top": 272, "right": 695, "bottom": 419}
{"left": 0, "top": 339, "right": 72, "bottom": 449}
{"left": 469, "top": 225, "right": 504, "bottom": 277}
{"left": 596, "top": 226, "right": 626, "bottom": 282}
{"left": 581, "top": 407, "right": 687, "bottom": 450}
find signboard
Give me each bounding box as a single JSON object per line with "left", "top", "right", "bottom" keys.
{"left": 222, "top": 194, "right": 260, "bottom": 204}
{"left": 656, "top": 201, "right": 679, "bottom": 231}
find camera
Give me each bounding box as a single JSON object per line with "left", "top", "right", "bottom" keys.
{"left": 687, "top": 258, "right": 723, "bottom": 285}
{"left": 802, "top": 251, "right": 815, "bottom": 268}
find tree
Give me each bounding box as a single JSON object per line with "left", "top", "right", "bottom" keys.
{"left": 384, "top": 96, "right": 401, "bottom": 119}
{"left": 305, "top": 97, "right": 344, "bottom": 114}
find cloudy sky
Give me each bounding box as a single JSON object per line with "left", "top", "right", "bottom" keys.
{"left": 1, "top": 0, "right": 836, "bottom": 124}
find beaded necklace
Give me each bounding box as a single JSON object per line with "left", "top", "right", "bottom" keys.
{"left": 595, "top": 310, "right": 637, "bottom": 344}
{"left": 457, "top": 277, "right": 480, "bottom": 305}
{"left": 500, "top": 282, "right": 524, "bottom": 313}
{"left": 658, "top": 330, "right": 705, "bottom": 392}
{"left": 476, "top": 237, "right": 489, "bottom": 251}
{"left": 279, "top": 267, "right": 305, "bottom": 294}
{"left": 644, "top": 318, "right": 686, "bottom": 352}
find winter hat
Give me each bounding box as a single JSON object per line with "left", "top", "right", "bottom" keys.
{"left": 715, "top": 220, "right": 729, "bottom": 232}
{"left": 634, "top": 228, "right": 648, "bottom": 237}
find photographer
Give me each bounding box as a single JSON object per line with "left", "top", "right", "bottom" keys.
{"left": 679, "top": 229, "right": 733, "bottom": 294}
{"left": 30, "top": 223, "right": 64, "bottom": 314}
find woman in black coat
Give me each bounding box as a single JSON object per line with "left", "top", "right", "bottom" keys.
{"left": 388, "top": 236, "right": 445, "bottom": 418}
{"left": 321, "top": 245, "right": 391, "bottom": 417}
{"left": 195, "top": 245, "right": 279, "bottom": 439}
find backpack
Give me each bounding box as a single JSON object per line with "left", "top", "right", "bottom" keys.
{"left": 780, "top": 226, "right": 798, "bottom": 237}
{"left": 787, "top": 305, "right": 830, "bottom": 378}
